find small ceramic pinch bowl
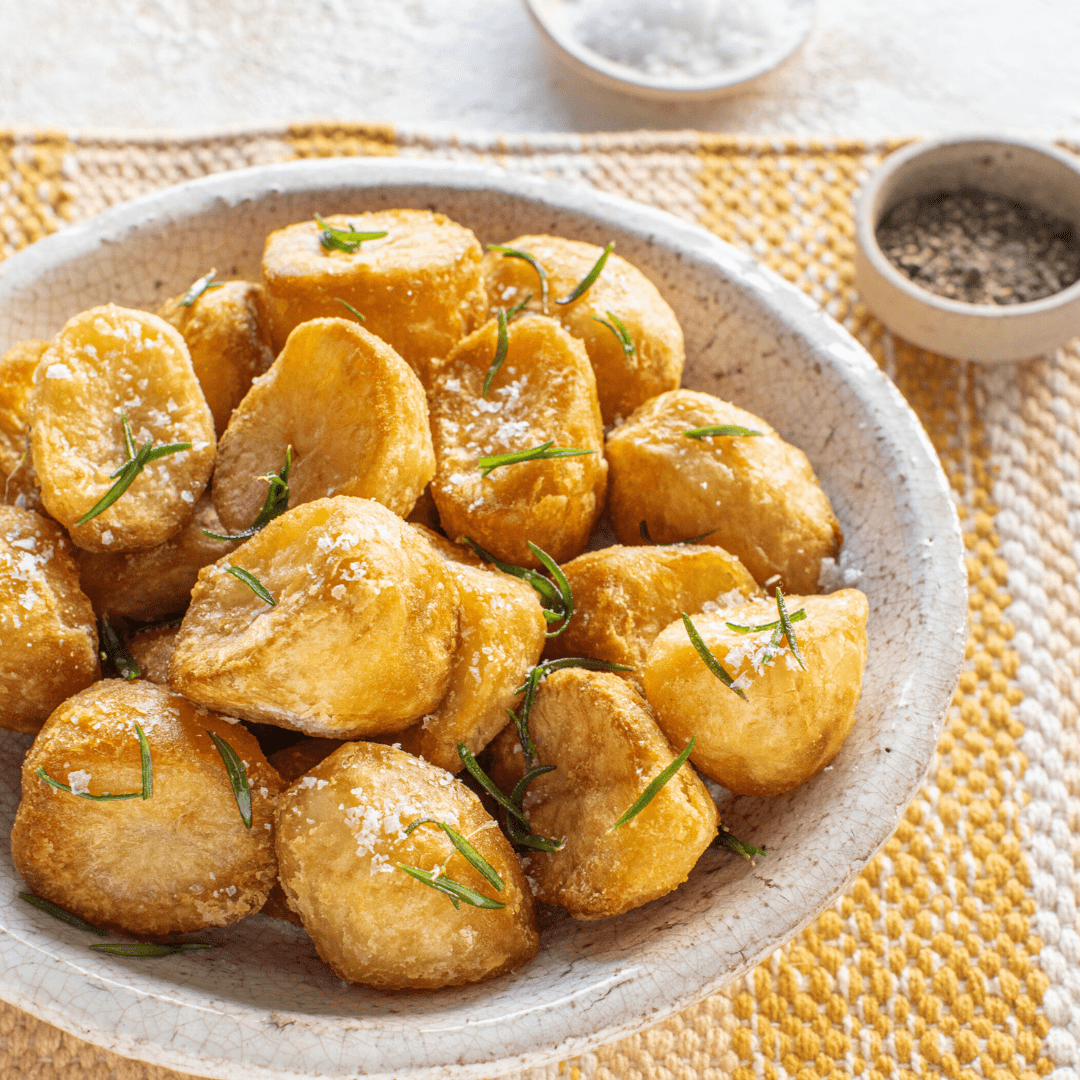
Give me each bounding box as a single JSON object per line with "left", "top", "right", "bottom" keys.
{"left": 855, "top": 134, "right": 1080, "bottom": 362}
{"left": 0, "top": 158, "right": 966, "bottom": 1080}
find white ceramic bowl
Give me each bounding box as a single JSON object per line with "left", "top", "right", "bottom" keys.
{"left": 854, "top": 135, "right": 1080, "bottom": 362}
{"left": 523, "top": 0, "right": 816, "bottom": 101}
{"left": 0, "top": 158, "right": 966, "bottom": 1080}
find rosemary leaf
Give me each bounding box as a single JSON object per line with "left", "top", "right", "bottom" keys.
{"left": 487, "top": 245, "right": 549, "bottom": 312}
{"left": 507, "top": 766, "right": 564, "bottom": 852}
{"left": 135, "top": 722, "right": 153, "bottom": 800}
{"left": 775, "top": 587, "right": 806, "bottom": 670}
{"left": 19, "top": 892, "right": 108, "bottom": 936}
{"left": 527, "top": 541, "right": 573, "bottom": 639}
{"left": 121, "top": 413, "right": 137, "bottom": 459}
{"left": 203, "top": 447, "right": 291, "bottom": 542}
{"left": 505, "top": 292, "right": 533, "bottom": 319}
{"left": 556, "top": 242, "right": 614, "bottom": 305}
{"left": 681, "top": 613, "right": 746, "bottom": 700}
{"left": 179, "top": 269, "right": 224, "bottom": 307}
{"left": 478, "top": 440, "right": 596, "bottom": 478}
{"left": 334, "top": 297, "right": 366, "bottom": 322}
{"left": 35, "top": 765, "right": 141, "bottom": 801}
{"left": 512, "top": 657, "right": 635, "bottom": 696}
{"left": 205, "top": 729, "right": 253, "bottom": 828}
{"left": 397, "top": 864, "right": 505, "bottom": 910}
{"left": 592, "top": 311, "right": 635, "bottom": 356}
{"left": 638, "top": 520, "right": 718, "bottom": 546}
{"left": 727, "top": 609, "right": 806, "bottom": 634}
{"left": 611, "top": 737, "right": 695, "bottom": 830}
{"left": 482, "top": 309, "right": 508, "bottom": 399}
{"left": 462, "top": 538, "right": 563, "bottom": 609}
{"left": 683, "top": 425, "right": 762, "bottom": 441}
{"left": 98, "top": 618, "right": 140, "bottom": 681}
{"left": 713, "top": 826, "right": 767, "bottom": 862}
{"left": 456, "top": 744, "right": 530, "bottom": 828}
{"left": 315, "top": 212, "right": 387, "bottom": 253}
{"left": 226, "top": 566, "right": 276, "bottom": 607}
{"left": 403, "top": 818, "right": 504, "bottom": 892}
{"left": 90, "top": 942, "right": 213, "bottom": 957}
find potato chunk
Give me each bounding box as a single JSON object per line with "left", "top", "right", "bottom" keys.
{"left": 0, "top": 339, "right": 47, "bottom": 512}
{"left": 606, "top": 389, "right": 842, "bottom": 594}
{"left": 429, "top": 314, "right": 607, "bottom": 568}
{"left": 125, "top": 624, "right": 179, "bottom": 685}
{"left": 212, "top": 318, "right": 433, "bottom": 532}
{"left": 0, "top": 507, "right": 99, "bottom": 734}
{"left": 158, "top": 279, "right": 275, "bottom": 435}
{"left": 262, "top": 210, "right": 487, "bottom": 380}
{"left": 275, "top": 741, "right": 538, "bottom": 988}
{"left": 397, "top": 536, "right": 547, "bottom": 772}
{"left": 77, "top": 493, "right": 239, "bottom": 622}
{"left": 29, "top": 305, "right": 215, "bottom": 553}
{"left": 169, "top": 497, "right": 459, "bottom": 738}
{"left": 483, "top": 235, "right": 684, "bottom": 424}
{"left": 11, "top": 680, "right": 281, "bottom": 935}
{"left": 643, "top": 591, "right": 869, "bottom": 796}
{"left": 488, "top": 668, "right": 717, "bottom": 920}
{"left": 545, "top": 544, "right": 763, "bottom": 682}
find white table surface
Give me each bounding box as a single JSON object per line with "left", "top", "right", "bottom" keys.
{"left": 2, "top": 0, "right": 1078, "bottom": 139}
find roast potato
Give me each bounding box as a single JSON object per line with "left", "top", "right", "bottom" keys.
{"left": 0, "top": 339, "right": 47, "bottom": 512}
{"left": 125, "top": 624, "right": 179, "bottom": 685}
{"left": 11, "top": 680, "right": 281, "bottom": 935}
{"left": 275, "top": 741, "right": 538, "bottom": 988}
{"left": 606, "top": 389, "right": 842, "bottom": 594}
{"left": 643, "top": 590, "right": 869, "bottom": 795}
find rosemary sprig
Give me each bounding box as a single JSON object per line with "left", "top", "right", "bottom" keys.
{"left": 404, "top": 819, "right": 504, "bottom": 892}
{"left": 556, "top": 242, "right": 613, "bottom": 306}
{"left": 482, "top": 309, "right": 509, "bottom": 398}
{"left": 505, "top": 292, "right": 533, "bottom": 319}
{"left": 179, "top": 269, "right": 225, "bottom": 307}
{"left": 713, "top": 826, "right": 767, "bottom": 862}
{"left": 226, "top": 566, "right": 276, "bottom": 607}
{"left": 456, "top": 745, "right": 564, "bottom": 853}
{"left": 478, "top": 439, "right": 596, "bottom": 478}
{"left": 76, "top": 414, "right": 192, "bottom": 526}
{"left": 98, "top": 618, "right": 140, "bottom": 681}
{"left": 315, "top": 212, "right": 387, "bottom": 253}
{"left": 684, "top": 425, "right": 762, "bottom": 441}
{"left": 203, "top": 447, "right": 291, "bottom": 542}
{"left": 90, "top": 943, "right": 214, "bottom": 957}
{"left": 35, "top": 721, "right": 152, "bottom": 801}
{"left": 681, "top": 613, "right": 746, "bottom": 700}
{"left": 334, "top": 297, "right": 366, "bottom": 321}
{"left": 19, "top": 893, "right": 108, "bottom": 936}
{"left": 611, "top": 737, "right": 695, "bottom": 830}
{"left": 592, "top": 311, "right": 635, "bottom": 357}
{"left": 638, "top": 520, "right": 718, "bottom": 546}
{"left": 205, "top": 729, "right": 253, "bottom": 828}
{"left": 487, "top": 245, "right": 549, "bottom": 313}
{"left": 397, "top": 864, "right": 505, "bottom": 910}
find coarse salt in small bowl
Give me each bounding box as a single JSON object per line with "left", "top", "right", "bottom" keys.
{"left": 854, "top": 135, "right": 1080, "bottom": 363}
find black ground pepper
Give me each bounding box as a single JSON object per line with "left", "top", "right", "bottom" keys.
{"left": 876, "top": 188, "right": 1080, "bottom": 305}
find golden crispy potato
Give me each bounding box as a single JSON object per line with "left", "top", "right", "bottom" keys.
{"left": 268, "top": 737, "right": 344, "bottom": 785}
{"left": 275, "top": 741, "right": 538, "bottom": 988}
{"left": 126, "top": 624, "right": 179, "bottom": 685}
{"left": 606, "top": 389, "right": 842, "bottom": 594}
{"left": 158, "top": 279, "right": 275, "bottom": 435}
{"left": 0, "top": 339, "right": 47, "bottom": 512}
{"left": 169, "top": 497, "right": 459, "bottom": 738}
{"left": 487, "top": 668, "right": 717, "bottom": 920}
{"left": 397, "top": 538, "right": 547, "bottom": 773}
{"left": 0, "top": 507, "right": 99, "bottom": 734}
{"left": 482, "top": 235, "right": 684, "bottom": 424}
{"left": 77, "top": 493, "right": 239, "bottom": 622}
{"left": 29, "top": 305, "right": 215, "bottom": 553}
{"left": 545, "top": 544, "right": 763, "bottom": 682}
{"left": 11, "top": 680, "right": 281, "bottom": 935}
{"left": 213, "top": 318, "right": 433, "bottom": 532}
{"left": 262, "top": 210, "right": 487, "bottom": 380}
{"left": 643, "top": 590, "right": 869, "bottom": 796}
{"left": 429, "top": 314, "right": 607, "bottom": 568}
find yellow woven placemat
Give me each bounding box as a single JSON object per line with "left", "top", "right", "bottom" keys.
{"left": 2, "top": 123, "right": 1075, "bottom": 1080}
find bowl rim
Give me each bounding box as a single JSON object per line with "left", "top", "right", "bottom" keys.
{"left": 0, "top": 155, "right": 968, "bottom": 1080}
{"left": 854, "top": 133, "right": 1080, "bottom": 319}
{"left": 521, "top": 0, "right": 816, "bottom": 101}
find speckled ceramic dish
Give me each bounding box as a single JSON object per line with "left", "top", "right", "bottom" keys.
{"left": 0, "top": 159, "right": 966, "bottom": 1080}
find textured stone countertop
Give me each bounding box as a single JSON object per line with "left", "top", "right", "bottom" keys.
{"left": 2, "top": 0, "right": 1079, "bottom": 138}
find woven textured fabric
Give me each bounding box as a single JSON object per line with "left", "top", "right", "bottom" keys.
{"left": 0, "top": 122, "right": 1073, "bottom": 1080}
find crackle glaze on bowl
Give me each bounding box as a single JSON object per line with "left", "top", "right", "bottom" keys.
{"left": 0, "top": 159, "right": 967, "bottom": 1080}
